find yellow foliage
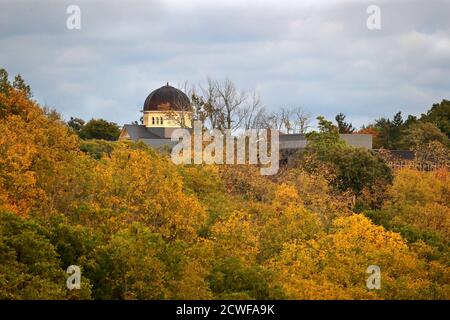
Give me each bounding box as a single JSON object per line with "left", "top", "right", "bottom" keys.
{"left": 93, "top": 143, "right": 207, "bottom": 242}
{"left": 269, "top": 215, "right": 444, "bottom": 299}
{"left": 1, "top": 85, "right": 448, "bottom": 300}
{"left": 211, "top": 210, "right": 259, "bottom": 265}
{"left": 279, "top": 168, "right": 352, "bottom": 225}
{"left": 0, "top": 89, "right": 79, "bottom": 216}
{"left": 388, "top": 168, "right": 449, "bottom": 206}
{"left": 386, "top": 168, "right": 450, "bottom": 243}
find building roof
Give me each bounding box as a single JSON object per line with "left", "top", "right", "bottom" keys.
{"left": 143, "top": 83, "right": 191, "bottom": 112}
{"left": 373, "top": 149, "right": 415, "bottom": 160}
{"left": 121, "top": 124, "right": 163, "bottom": 140}
{"left": 279, "top": 133, "right": 306, "bottom": 141}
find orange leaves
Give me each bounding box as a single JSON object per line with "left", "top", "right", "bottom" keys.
{"left": 1, "top": 80, "right": 449, "bottom": 299}
{"left": 0, "top": 87, "right": 208, "bottom": 243}
{"left": 0, "top": 90, "right": 79, "bottom": 216}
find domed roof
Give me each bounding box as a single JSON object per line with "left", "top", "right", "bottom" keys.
{"left": 143, "top": 83, "right": 191, "bottom": 112}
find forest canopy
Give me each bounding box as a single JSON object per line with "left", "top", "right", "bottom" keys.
{"left": 0, "top": 69, "right": 448, "bottom": 300}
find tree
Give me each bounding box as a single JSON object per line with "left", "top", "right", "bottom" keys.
{"left": 365, "top": 168, "right": 450, "bottom": 262}
{"left": 0, "top": 69, "right": 32, "bottom": 99}
{"left": 211, "top": 210, "right": 259, "bottom": 265}
{"left": 239, "top": 90, "right": 265, "bottom": 130}
{"left": 327, "top": 147, "right": 393, "bottom": 198}
{"left": 0, "top": 68, "right": 9, "bottom": 94}
{"left": 207, "top": 256, "right": 285, "bottom": 299}
{"left": 80, "top": 139, "right": 115, "bottom": 160}
{"left": 414, "top": 141, "right": 449, "bottom": 165}
{"left": 0, "top": 211, "right": 91, "bottom": 299}
{"left": 86, "top": 223, "right": 169, "bottom": 299}
{"left": 67, "top": 117, "right": 85, "bottom": 133}
{"left": 200, "top": 78, "right": 223, "bottom": 130}
{"left": 12, "top": 74, "right": 32, "bottom": 98}
{"left": 399, "top": 122, "right": 449, "bottom": 150}
{"left": 335, "top": 113, "right": 355, "bottom": 133}
{"left": 214, "top": 78, "right": 247, "bottom": 131}
{"left": 1, "top": 68, "right": 449, "bottom": 300}
{"left": 270, "top": 215, "right": 446, "bottom": 299}
{"left": 0, "top": 83, "right": 81, "bottom": 216}
{"left": 420, "top": 99, "right": 450, "bottom": 138}
{"left": 306, "top": 116, "right": 343, "bottom": 148}
{"left": 259, "top": 184, "right": 324, "bottom": 261}
{"left": 78, "top": 118, "right": 121, "bottom": 141}
{"left": 372, "top": 112, "right": 405, "bottom": 149}
{"left": 280, "top": 107, "right": 294, "bottom": 133}
{"left": 358, "top": 125, "right": 379, "bottom": 139}
{"left": 302, "top": 117, "right": 392, "bottom": 206}
{"left": 293, "top": 107, "right": 311, "bottom": 134}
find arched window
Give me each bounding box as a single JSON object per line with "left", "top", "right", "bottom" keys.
{"left": 152, "top": 117, "right": 155, "bottom": 125}
{"left": 160, "top": 117, "right": 163, "bottom": 125}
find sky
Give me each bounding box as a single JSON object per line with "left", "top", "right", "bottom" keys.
{"left": 1, "top": 0, "right": 449, "bottom": 129}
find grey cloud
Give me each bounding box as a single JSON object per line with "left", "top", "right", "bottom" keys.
{"left": 0, "top": 0, "right": 449, "bottom": 128}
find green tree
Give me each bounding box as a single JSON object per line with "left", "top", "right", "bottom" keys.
{"left": 207, "top": 257, "right": 285, "bottom": 299}
{"left": 303, "top": 116, "right": 392, "bottom": 202}
{"left": 420, "top": 99, "right": 450, "bottom": 138}
{"left": 373, "top": 112, "right": 404, "bottom": 149}
{"left": 0, "top": 68, "right": 10, "bottom": 94}
{"left": 0, "top": 69, "right": 32, "bottom": 98}
{"left": 78, "top": 118, "right": 121, "bottom": 141}
{"left": 399, "top": 122, "right": 449, "bottom": 150}
{"left": 67, "top": 117, "right": 85, "bottom": 134}
{"left": 0, "top": 211, "right": 91, "bottom": 299}
{"left": 12, "top": 74, "right": 32, "bottom": 98}
{"left": 306, "top": 116, "right": 344, "bottom": 148}
{"left": 335, "top": 113, "right": 354, "bottom": 133}
{"left": 80, "top": 139, "right": 115, "bottom": 160}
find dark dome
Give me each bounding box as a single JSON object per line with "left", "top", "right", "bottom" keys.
{"left": 143, "top": 83, "right": 191, "bottom": 112}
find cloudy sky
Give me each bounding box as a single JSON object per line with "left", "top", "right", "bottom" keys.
{"left": 1, "top": 0, "right": 449, "bottom": 128}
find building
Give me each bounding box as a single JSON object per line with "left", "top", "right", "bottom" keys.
{"left": 119, "top": 83, "right": 192, "bottom": 148}
{"left": 120, "top": 84, "right": 373, "bottom": 151}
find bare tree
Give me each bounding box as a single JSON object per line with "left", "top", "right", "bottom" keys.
{"left": 190, "top": 89, "right": 207, "bottom": 128}
{"left": 214, "top": 78, "right": 247, "bottom": 131}
{"left": 293, "top": 107, "right": 311, "bottom": 134}
{"left": 200, "top": 77, "right": 223, "bottom": 130}
{"left": 239, "top": 90, "right": 265, "bottom": 130}
{"left": 280, "top": 107, "right": 294, "bottom": 134}
{"left": 259, "top": 111, "right": 283, "bottom": 131}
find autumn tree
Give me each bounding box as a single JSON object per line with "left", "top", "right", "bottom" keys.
{"left": 270, "top": 215, "right": 448, "bottom": 299}
{"left": 399, "top": 121, "right": 449, "bottom": 150}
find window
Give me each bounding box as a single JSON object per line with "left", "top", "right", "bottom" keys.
{"left": 160, "top": 117, "right": 163, "bottom": 125}
{"left": 152, "top": 117, "right": 155, "bottom": 125}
